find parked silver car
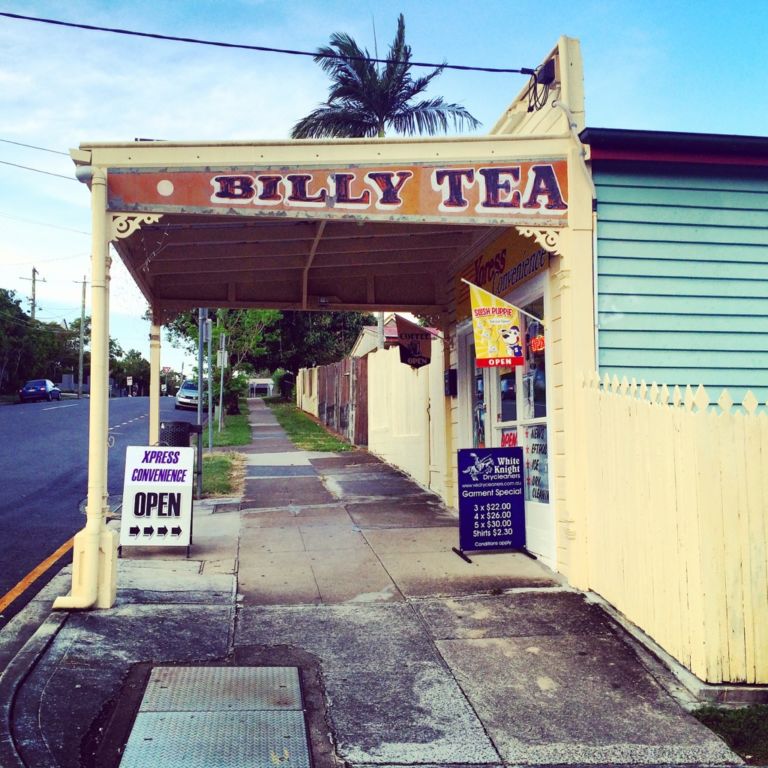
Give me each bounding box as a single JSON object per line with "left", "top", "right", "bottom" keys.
{"left": 174, "top": 379, "right": 200, "bottom": 410}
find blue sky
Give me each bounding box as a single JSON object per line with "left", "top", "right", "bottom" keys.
{"left": 1, "top": 0, "right": 766, "bottom": 372}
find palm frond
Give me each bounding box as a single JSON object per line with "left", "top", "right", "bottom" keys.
{"left": 290, "top": 104, "right": 378, "bottom": 139}
{"left": 292, "top": 13, "right": 481, "bottom": 139}
{"left": 391, "top": 98, "right": 482, "bottom": 136}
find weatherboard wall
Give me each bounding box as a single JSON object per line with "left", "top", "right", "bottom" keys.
{"left": 594, "top": 164, "right": 768, "bottom": 403}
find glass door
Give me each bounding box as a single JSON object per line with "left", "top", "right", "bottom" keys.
{"left": 469, "top": 343, "right": 488, "bottom": 449}
{"left": 489, "top": 294, "right": 554, "bottom": 564}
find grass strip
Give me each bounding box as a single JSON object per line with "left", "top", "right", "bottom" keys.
{"left": 202, "top": 398, "right": 251, "bottom": 446}
{"left": 694, "top": 705, "right": 768, "bottom": 764}
{"left": 264, "top": 397, "right": 353, "bottom": 452}
{"left": 202, "top": 452, "right": 245, "bottom": 497}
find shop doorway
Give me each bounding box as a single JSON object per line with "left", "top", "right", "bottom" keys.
{"left": 460, "top": 275, "right": 554, "bottom": 565}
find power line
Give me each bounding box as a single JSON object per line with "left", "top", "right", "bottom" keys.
{"left": 0, "top": 307, "right": 73, "bottom": 332}
{"left": 0, "top": 211, "right": 89, "bottom": 236}
{"left": 0, "top": 159, "right": 76, "bottom": 181}
{"left": 0, "top": 138, "right": 69, "bottom": 156}
{"left": 0, "top": 11, "right": 535, "bottom": 75}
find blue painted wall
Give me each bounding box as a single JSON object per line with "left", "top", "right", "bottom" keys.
{"left": 595, "top": 164, "right": 768, "bottom": 404}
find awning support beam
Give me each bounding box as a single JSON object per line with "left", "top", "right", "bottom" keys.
{"left": 302, "top": 221, "right": 326, "bottom": 310}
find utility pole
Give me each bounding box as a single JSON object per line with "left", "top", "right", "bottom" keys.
{"left": 218, "top": 332, "right": 226, "bottom": 433}
{"left": 20, "top": 267, "right": 45, "bottom": 320}
{"left": 31, "top": 267, "right": 38, "bottom": 321}
{"left": 206, "top": 317, "right": 213, "bottom": 452}
{"left": 77, "top": 276, "right": 86, "bottom": 399}
{"left": 196, "top": 308, "right": 207, "bottom": 499}
{"left": 377, "top": 311, "right": 385, "bottom": 349}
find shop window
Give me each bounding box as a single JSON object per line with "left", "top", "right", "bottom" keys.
{"left": 524, "top": 424, "right": 549, "bottom": 503}
{"left": 499, "top": 370, "right": 517, "bottom": 422}
{"left": 470, "top": 344, "right": 486, "bottom": 448}
{"left": 524, "top": 305, "right": 546, "bottom": 419}
{"left": 490, "top": 294, "right": 549, "bottom": 505}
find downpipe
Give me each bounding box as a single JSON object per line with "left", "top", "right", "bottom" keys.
{"left": 51, "top": 517, "right": 101, "bottom": 610}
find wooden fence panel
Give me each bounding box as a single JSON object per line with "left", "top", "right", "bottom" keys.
{"left": 354, "top": 356, "right": 368, "bottom": 447}
{"left": 753, "top": 411, "right": 768, "bottom": 680}
{"left": 307, "top": 358, "right": 368, "bottom": 447}
{"left": 581, "top": 375, "right": 768, "bottom": 684}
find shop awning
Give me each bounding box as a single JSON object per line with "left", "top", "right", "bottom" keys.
{"left": 72, "top": 134, "right": 570, "bottom": 319}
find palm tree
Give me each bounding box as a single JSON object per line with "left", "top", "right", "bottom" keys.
{"left": 291, "top": 14, "right": 480, "bottom": 139}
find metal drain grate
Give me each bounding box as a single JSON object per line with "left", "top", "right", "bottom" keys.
{"left": 140, "top": 666, "right": 303, "bottom": 712}
{"left": 121, "top": 711, "right": 309, "bottom": 768}
{"left": 120, "top": 666, "right": 310, "bottom": 768}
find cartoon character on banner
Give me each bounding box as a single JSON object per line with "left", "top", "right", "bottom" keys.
{"left": 499, "top": 325, "right": 523, "bottom": 358}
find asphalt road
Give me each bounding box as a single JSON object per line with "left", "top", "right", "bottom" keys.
{"left": 0, "top": 395, "right": 202, "bottom": 626}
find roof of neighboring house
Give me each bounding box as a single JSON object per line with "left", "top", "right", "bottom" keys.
{"left": 580, "top": 128, "right": 768, "bottom": 167}
{"left": 350, "top": 321, "right": 440, "bottom": 358}
{"left": 350, "top": 323, "right": 399, "bottom": 358}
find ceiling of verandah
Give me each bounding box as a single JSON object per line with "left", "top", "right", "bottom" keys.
{"left": 113, "top": 212, "right": 502, "bottom": 321}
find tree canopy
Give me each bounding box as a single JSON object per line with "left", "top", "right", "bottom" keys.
{"left": 0, "top": 287, "right": 137, "bottom": 395}
{"left": 164, "top": 308, "right": 373, "bottom": 376}
{"left": 291, "top": 14, "right": 480, "bottom": 139}
{"left": 252, "top": 311, "right": 374, "bottom": 373}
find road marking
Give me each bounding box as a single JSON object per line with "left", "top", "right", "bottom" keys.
{"left": 42, "top": 404, "right": 78, "bottom": 411}
{"left": 0, "top": 536, "right": 74, "bottom": 615}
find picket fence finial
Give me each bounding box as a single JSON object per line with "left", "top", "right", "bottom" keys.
{"left": 717, "top": 388, "right": 733, "bottom": 413}
{"left": 588, "top": 373, "right": 765, "bottom": 416}
{"left": 694, "top": 384, "right": 711, "bottom": 411}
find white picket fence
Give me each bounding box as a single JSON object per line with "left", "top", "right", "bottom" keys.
{"left": 581, "top": 373, "right": 768, "bottom": 683}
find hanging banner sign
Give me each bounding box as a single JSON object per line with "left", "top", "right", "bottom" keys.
{"left": 119, "top": 446, "right": 194, "bottom": 547}
{"left": 395, "top": 314, "right": 434, "bottom": 369}
{"left": 458, "top": 447, "right": 525, "bottom": 552}
{"left": 456, "top": 229, "right": 550, "bottom": 320}
{"left": 107, "top": 159, "right": 568, "bottom": 227}
{"left": 467, "top": 282, "right": 525, "bottom": 368}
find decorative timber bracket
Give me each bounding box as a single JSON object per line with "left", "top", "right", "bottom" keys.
{"left": 109, "top": 213, "right": 164, "bottom": 242}
{"left": 515, "top": 226, "right": 564, "bottom": 257}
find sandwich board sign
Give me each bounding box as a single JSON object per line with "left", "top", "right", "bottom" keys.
{"left": 120, "top": 446, "right": 194, "bottom": 547}
{"left": 457, "top": 447, "right": 525, "bottom": 553}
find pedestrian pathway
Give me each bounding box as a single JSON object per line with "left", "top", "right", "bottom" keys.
{"left": 0, "top": 398, "right": 742, "bottom": 767}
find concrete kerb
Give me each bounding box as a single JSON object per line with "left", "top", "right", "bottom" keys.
{"left": 0, "top": 611, "right": 69, "bottom": 767}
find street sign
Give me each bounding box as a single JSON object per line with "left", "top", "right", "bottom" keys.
{"left": 457, "top": 447, "right": 525, "bottom": 553}
{"left": 126, "top": 376, "right": 133, "bottom": 386}
{"left": 120, "top": 446, "right": 194, "bottom": 548}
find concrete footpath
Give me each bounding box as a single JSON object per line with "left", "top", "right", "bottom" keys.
{"left": 0, "top": 399, "right": 742, "bottom": 767}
